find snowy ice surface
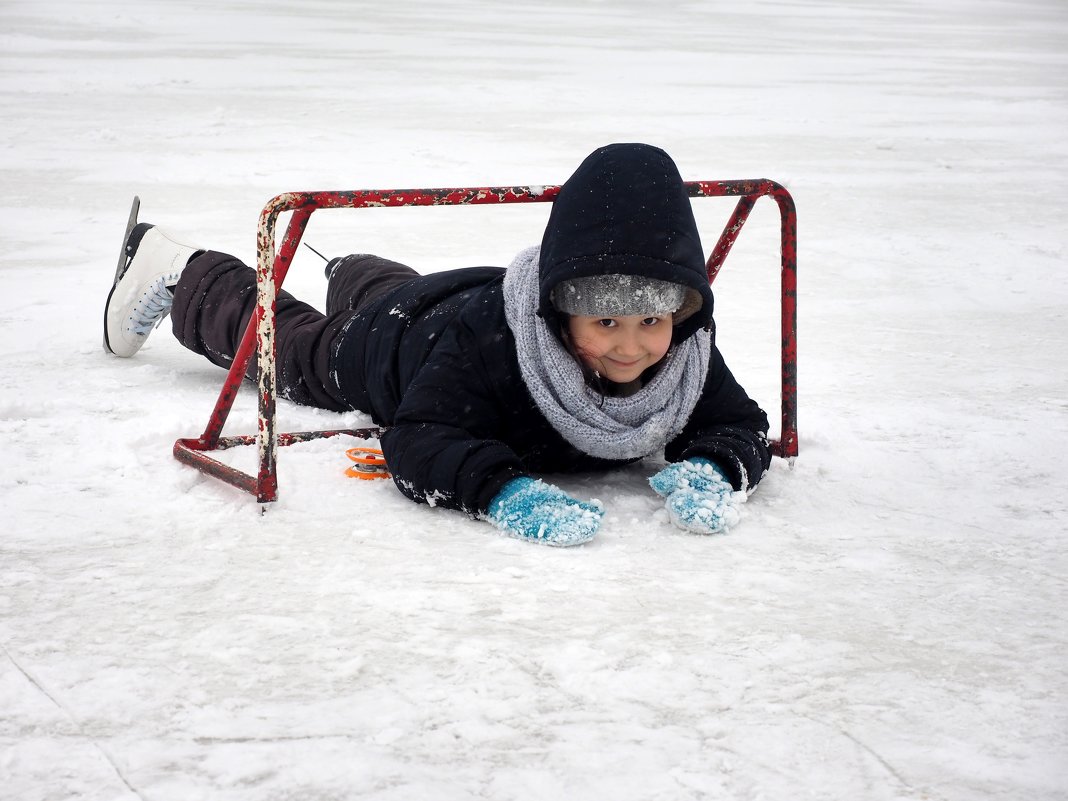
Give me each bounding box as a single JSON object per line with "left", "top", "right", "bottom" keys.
{"left": 2, "top": 1, "right": 1067, "bottom": 799}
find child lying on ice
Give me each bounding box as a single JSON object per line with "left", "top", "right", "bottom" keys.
{"left": 103, "top": 143, "right": 772, "bottom": 546}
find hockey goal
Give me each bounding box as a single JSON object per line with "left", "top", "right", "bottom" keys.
{"left": 173, "top": 181, "right": 797, "bottom": 503}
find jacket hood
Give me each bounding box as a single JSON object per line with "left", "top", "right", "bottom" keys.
{"left": 538, "top": 143, "right": 714, "bottom": 342}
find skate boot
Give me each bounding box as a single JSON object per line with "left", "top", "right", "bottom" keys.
{"left": 103, "top": 198, "right": 202, "bottom": 357}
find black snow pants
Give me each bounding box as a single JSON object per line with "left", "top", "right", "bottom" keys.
{"left": 170, "top": 252, "right": 418, "bottom": 413}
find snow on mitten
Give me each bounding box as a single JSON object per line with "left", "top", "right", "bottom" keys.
{"left": 649, "top": 458, "right": 743, "bottom": 535}
{"left": 648, "top": 457, "right": 729, "bottom": 497}
{"left": 486, "top": 477, "right": 603, "bottom": 547}
{"left": 663, "top": 487, "right": 743, "bottom": 534}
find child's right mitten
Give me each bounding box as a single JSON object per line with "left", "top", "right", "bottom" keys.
{"left": 486, "top": 477, "right": 603, "bottom": 547}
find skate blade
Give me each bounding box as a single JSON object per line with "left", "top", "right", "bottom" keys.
{"left": 103, "top": 195, "right": 141, "bottom": 353}
{"left": 112, "top": 195, "right": 141, "bottom": 285}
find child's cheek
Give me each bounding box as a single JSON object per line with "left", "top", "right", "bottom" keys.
{"left": 571, "top": 338, "right": 601, "bottom": 369}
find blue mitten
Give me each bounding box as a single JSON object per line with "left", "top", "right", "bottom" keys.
{"left": 486, "top": 477, "right": 603, "bottom": 547}
{"left": 649, "top": 458, "right": 742, "bottom": 535}
{"left": 648, "top": 457, "right": 729, "bottom": 496}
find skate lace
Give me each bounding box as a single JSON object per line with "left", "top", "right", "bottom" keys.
{"left": 128, "top": 273, "right": 179, "bottom": 336}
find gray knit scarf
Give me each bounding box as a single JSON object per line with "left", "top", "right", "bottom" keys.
{"left": 502, "top": 246, "right": 712, "bottom": 461}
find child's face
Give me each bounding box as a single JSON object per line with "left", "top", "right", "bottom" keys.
{"left": 567, "top": 313, "right": 673, "bottom": 384}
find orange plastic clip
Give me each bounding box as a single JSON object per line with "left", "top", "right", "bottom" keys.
{"left": 345, "top": 447, "right": 390, "bottom": 480}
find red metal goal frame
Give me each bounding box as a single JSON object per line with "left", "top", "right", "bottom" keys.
{"left": 173, "top": 180, "right": 797, "bottom": 503}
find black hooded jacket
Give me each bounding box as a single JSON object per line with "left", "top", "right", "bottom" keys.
{"left": 331, "top": 144, "right": 771, "bottom": 514}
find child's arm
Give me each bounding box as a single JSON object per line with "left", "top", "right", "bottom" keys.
{"left": 653, "top": 346, "right": 768, "bottom": 537}
{"left": 664, "top": 344, "right": 772, "bottom": 492}
{"left": 379, "top": 315, "right": 542, "bottom": 515}
{"left": 381, "top": 416, "right": 526, "bottom": 514}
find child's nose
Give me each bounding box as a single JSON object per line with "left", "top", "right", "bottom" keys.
{"left": 614, "top": 332, "right": 642, "bottom": 356}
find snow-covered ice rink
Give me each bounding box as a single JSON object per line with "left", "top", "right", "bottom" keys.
{"left": 2, "top": 1, "right": 1066, "bottom": 799}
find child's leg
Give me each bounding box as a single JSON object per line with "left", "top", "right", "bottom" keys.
{"left": 325, "top": 254, "right": 420, "bottom": 315}
{"left": 171, "top": 251, "right": 352, "bottom": 412}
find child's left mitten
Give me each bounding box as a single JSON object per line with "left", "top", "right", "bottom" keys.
{"left": 648, "top": 457, "right": 729, "bottom": 496}
{"left": 649, "top": 458, "right": 743, "bottom": 535}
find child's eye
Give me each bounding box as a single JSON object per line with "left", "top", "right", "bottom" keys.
{"left": 597, "top": 319, "right": 617, "bottom": 328}
{"left": 641, "top": 317, "right": 662, "bottom": 326}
